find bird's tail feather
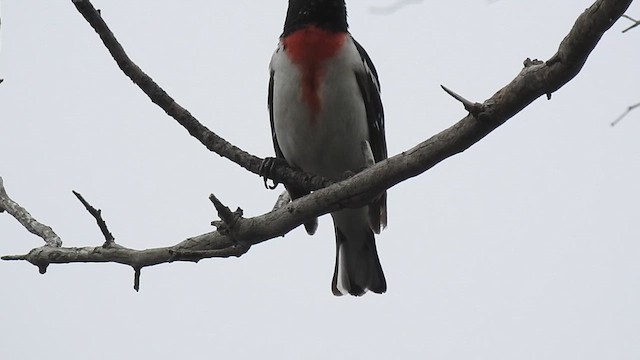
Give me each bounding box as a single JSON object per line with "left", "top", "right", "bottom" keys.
{"left": 331, "top": 209, "right": 386, "bottom": 296}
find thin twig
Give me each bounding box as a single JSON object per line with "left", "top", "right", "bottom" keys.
{"left": 621, "top": 14, "right": 640, "bottom": 33}
{"left": 72, "top": 190, "right": 115, "bottom": 247}
{"left": 440, "top": 85, "right": 485, "bottom": 117}
{"left": 611, "top": 102, "right": 640, "bottom": 126}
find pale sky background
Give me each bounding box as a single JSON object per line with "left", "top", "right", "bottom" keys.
{"left": 1, "top": 1, "right": 639, "bottom": 359}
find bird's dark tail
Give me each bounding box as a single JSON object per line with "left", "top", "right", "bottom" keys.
{"left": 331, "top": 208, "right": 386, "bottom": 296}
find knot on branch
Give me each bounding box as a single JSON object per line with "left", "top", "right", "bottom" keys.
{"left": 524, "top": 58, "right": 545, "bottom": 67}
{"left": 272, "top": 190, "right": 292, "bottom": 211}
{"left": 26, "top": 247, "right": 52, "bottom": 274}
{"left": 37, "top": 262, "right": 49, "bottom": 274}
{"left": 522, "top": 57, "right": 555, "bottom": 99}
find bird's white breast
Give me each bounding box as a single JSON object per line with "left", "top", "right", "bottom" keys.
{"left": 270, "top": 35, "right": 369, "bottom": 179}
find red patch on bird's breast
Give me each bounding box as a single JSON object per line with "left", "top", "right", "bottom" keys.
{"left": 282, "top": 26, "right": 346, "bottom": 119}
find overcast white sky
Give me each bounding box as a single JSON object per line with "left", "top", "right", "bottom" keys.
{"left": 1, "top": 1, "right": 639, "bottom": 359}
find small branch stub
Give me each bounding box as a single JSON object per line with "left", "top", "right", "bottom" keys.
{"left": 272, "top": 190, "right": 291, "bottom": 211}
{"left": 134, "top": 267, "right": 141, "bottom": 292}
{"left": 440, "top": 85, "right": 485, "bottom": 118}
{"left": 209, "top": 194, "right": 243, "bottom": 235}
{"left": 524, "top": 58, "right": 545, "bottom": 67}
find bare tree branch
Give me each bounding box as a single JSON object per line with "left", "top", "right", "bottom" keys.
{"left": 611, "top": 101, "right": 640, "bottom": 126}
{"left": 70, "top": 0, "right": 330, "bottom": 194}
{"left": 621, "top": 14, "right": 640, "bottom": 32}
{"left": 0, "top": 177, "right": 62, "bottom": 248}
{"left": 611, "top": 13, "right": 638, "bottom": 127}
{"left": 2, "top": 0, "right": 633, "bottom": 283}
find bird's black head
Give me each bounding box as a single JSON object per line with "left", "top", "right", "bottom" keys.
{"left": 282, "top": 0, "right": 348, "bottom": 37}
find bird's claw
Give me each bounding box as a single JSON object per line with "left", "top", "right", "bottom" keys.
{"left": 259, "top": 157, "right": 285, "bottom": 190}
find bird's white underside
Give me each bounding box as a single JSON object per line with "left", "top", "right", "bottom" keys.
{"left": 270, "top": 34, "right": 379, "bottom": 295}
{"left": 270, "top": 35, "right": 370, "bottom": 179}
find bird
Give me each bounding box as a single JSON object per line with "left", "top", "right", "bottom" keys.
{"left": 268, "top": 0, "right": 388, "bottom": 296}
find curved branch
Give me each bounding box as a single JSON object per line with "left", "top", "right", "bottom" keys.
{"left": 69, "top": 0, "right": 633, "bottom": 192}
{"left": 3, "top": 0, "right": 632, "bottom": 278}
{"left": 71, "top": 0, "right": 330, "bottom": 193}
{"left": 0, "top": 177, "right": 62, "bottom": 247}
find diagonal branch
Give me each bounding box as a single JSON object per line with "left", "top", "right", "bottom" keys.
{"left": 0, "top": 177, "right": 62, "bottom": 248}
{"left": 3, "top": 0, "right": 633, "bottom": 279}
{"left": 72, "top": 190, "right": 115, "bottom": 247}
{"left": 70, "top": 0, "right": 330, "bottom": 194}
{"left": 611, "top": 101, "right": 640, "bottom": 126}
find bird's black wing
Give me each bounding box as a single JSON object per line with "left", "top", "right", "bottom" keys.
{"left": 353, "top": 38, "right": 387, "bottom": 164}
{"left": 268, "top": 69, "right": 286, "bottom": 160}
{"left": 353, "top": 38, "right": 388, "bottom": 232}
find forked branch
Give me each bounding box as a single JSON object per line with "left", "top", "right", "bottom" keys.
{"left": 3, "top": 0, "right": 634, "bottom": 285}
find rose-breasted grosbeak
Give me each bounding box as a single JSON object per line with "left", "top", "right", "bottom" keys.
{"left": 268, "top": 0, "right": 387, "bottom": 296}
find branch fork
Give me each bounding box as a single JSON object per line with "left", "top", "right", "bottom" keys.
{"left": 1, "top": 0, "right": 633, "bottom": 291}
